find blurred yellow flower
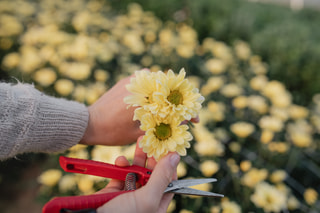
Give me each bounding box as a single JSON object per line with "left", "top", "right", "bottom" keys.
{"left": 72, "top": 85, "right": 87, "bottom": 102}
{"left": 271, "top": 92, "right": 292, "bottom": 108}
{"left": 205, "top": 58, "right": 227, "bottom": 74}
{"left": 193, "top": 125, "right": 224, "bottom": 157}
{"left": 259, "top": 116, "right": 284, "bottom": 132}
{"left": 229, "top": 142, "right": 241, "bottom": 153}
{"left": 59, "top": 174, "right": 77, "bottom": 193}
{"left": 0, "top": 37, "right": 13, "bottom": 50}
{"left": 241, "top": 168, "right": 268, "bottom": 188}
{"left": 59, "top": 62, "right": 91, "bottom": 81}
{"left": 262, "top": 81, "right": 292, "bottom": 108}
{"left": 140, "top": 55, "right": 153, "bottom": 67}
{"left": 177, "top": 161, "right": 187, "bottom": 178}
{"left": 207, "top": 101, "right": 226, "bottom": 122}
{"left": 167, "top": 199, "right": 176, "bottom": 213}
{"left": 304, "top": 188, "right": 318, "bottom": 205}
{"left": 270, "top": 106, "right": 289, "bottom": 121}
{"left": 188, "top": 181, "right": 212, "bottom": 199}
{"left": 240, "top": 160, "right": 252, "bottom": 172}
{"left": 251, "top": 60, "right": 268, "bottom": 75}
{"left": 247, "top": 95, "right": 268, "bottom": 114}
{"left": 251, "top": 182, "right": 287, "bottom": 213}
{"left": 220, "top": 83, "right": 243, "bottom": 98}
{"left": 1, "top": 52, "right": 20, "bottom": 69}
{"left": 91, "top": 146, "right": 122, "bottom": 164}
{"left": 0, "top": 14, "right": 23, "bottom": 36}
{"left": 268, "top": 142, "right": 289, "bottom": 153}
{"left": 221, "top": 200, "right": 241, "bottom": 213}
{"left": 287, "top": 195, "right": 300, "bottom": 210}
{"left": 232, "top": 96, "right": 248, "bottom": 109}
{"left": 287, "top": 120, "right": 313, "bottom": 147}
{"left": 230, "top": 122, "right": 255, "bottom": 138}
{"left": 159, "top": 28, "right": 175, "bottom": 54}
{"left": 179, "top": 210, "right": 193, "bottom": 213}
{"left": 67, "top": 148, "right": 89, "bottom": 159}
{"left": 260, "top": 129, "right": 274, "bottom": 144}
{"left": 187, "top": 75, "right": 201, "bottom": 89}
{"left": 210, "top": 41, "right": 233, "bottom": 63}
{"left": 54, "top": 79, "right": 74, "bottom": 96}
{"left": 84, "top": 82, "right": 107, "bottom": 105}
{"left": 210, "top": 206, "right": 221, "bottom": 213}
{"left": 19, "top": 45, "right": 44, "bottom": 73}
{"left": 262, "top": 80, "right": 286, "bottom": 98}
{"left": 33, "top": 67, "right": 57, "bottom": 87}
{"left": 227, "top": 158, "right": 239, "bottom": 173}
{"left": 176, "top": 45, "right": 194, "bottom": 58}
{"left": 178, "top": 24, "right": 197, "bottom": 45}
{"left": 138, "top": 113, "right": 192, "bottom": 160}
{"left": 72, "top": 11, "right": 90, "bottom": 32}
{"left": 289, "top": 104, "right": 309, "bottom": 119}
{"left": 77, "top": 175, "right": 94, "bottom": 194}
{"left": 200, "top": 76, "right": 225, "bottom": 96}
{"left": 200, "top": 160, "right": 220, "bottom": 177}
{"left": 94, "top": 69, "right": 109, "bottom": 82}
{"left": 250, "top": 75, "right": 268, "bottom": 91}
{"left": 270, "top": 170, "right": 287, "bottom": 183}
{"left": 290, "top": 132, "right": 312, "bottom": 148}
{"left": 123, "top": 31, "right": 145, "bottom": 55}
{"left": 234, "top": 40, "right": 251, "bottom": 61}
{"left": 38, "top": 169, "right": 62, "bottom": 187}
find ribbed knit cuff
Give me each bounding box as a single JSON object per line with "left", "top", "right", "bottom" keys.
{"left": 23, "top": 92, "right": 89, "bottom": 154}
{"left": 1, "top": 83, "right": 89, "bottom": 158}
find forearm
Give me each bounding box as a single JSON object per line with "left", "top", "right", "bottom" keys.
{"left": 0, "top": 82, "right": 89, "bottom": 160}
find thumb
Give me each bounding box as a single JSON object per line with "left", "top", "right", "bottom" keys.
{"left": 140, "top": 153, "right": 180, "bottom": 204}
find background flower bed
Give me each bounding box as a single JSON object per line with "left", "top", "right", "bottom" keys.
{"left": 0, "top": 0, "right": 319, "bottom": 212}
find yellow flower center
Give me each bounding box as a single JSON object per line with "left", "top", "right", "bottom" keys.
{"left": 167, "top": 90, "right": 183, "bottom": 105}
{"left": 154, "top": 123, "right": 172, "bottom": 140}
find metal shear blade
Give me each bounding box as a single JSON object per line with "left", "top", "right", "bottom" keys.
{"left": 164, "top": 178, "right": 224, "bottom": 197}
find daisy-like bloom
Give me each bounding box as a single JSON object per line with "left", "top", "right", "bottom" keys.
{"left": 251, "top": 182, "right": 287, "bottom": 213}
{"left": 138, "top": 112, "right": 193, "bottom": 161}
{"left": 124, "top": 68, "right": 204, "bottom": 121}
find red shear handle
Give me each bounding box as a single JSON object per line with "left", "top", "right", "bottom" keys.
{"left": 59, "top": 156, "right": 152, "bottom": 186}
{"left": 42, "top": 191, "right": 127, "bottom": 213}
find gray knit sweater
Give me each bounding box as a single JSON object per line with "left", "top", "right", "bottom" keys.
{"left": 0, "top": 82, "right": 89, "bottom": 160}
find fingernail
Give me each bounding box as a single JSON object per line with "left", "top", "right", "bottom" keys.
{"left": 170, "top": 153, "right": 180, "bottom": 168}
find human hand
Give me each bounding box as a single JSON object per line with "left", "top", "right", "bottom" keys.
{"left": 79, "top": 74, "right": 200, "bottom": 147}
{"left": 80, "top": 76, "right": 144, "bottom": 146}
{"left": 96, "top": 137, "right": 180, "bottom": 213}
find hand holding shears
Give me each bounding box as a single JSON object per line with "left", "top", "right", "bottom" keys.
{"left": 43, "top": 143, "right": 223, "bottom": 213}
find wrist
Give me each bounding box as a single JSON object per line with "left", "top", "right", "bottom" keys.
{"left": 79, "top": 106, "right": 95, "bottom": 145}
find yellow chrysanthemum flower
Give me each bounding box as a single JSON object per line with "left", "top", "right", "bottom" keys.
{"left": 138, "top": 112, "right": 193, "bottom": 161}
{"left": 124, "top": 68, "right": 204, "bottom": 121}
{"left": 251, "top": 182, "right": 287, "bottom": 213}
{"left": 124, "top": 68, "right": 203, "bottom": 160}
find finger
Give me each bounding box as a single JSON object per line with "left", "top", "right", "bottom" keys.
{"left": 115, "top": 156, "right": 131, "bottom": 166}
{"left": 158, "top": 193, "right": 174, "bottom": 213}
{"left": 140, "top": 153, "right": 180, "bottom": 205}
{"left": 96, "top": 156, "right": 130, "bottom": 194}
{"left": 133, "top": 136, "right": 147, "bottom": 167}
{"left": 146, "top": 157, "right": 157, "bottom": 170}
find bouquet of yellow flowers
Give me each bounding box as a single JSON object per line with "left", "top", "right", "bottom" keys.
{"left": 124, "top": 68, "right": 204, "bottom": 160}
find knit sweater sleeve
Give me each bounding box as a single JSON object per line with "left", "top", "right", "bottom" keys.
{"left": 0, "top": 82, "right": 89, "bottom": 160}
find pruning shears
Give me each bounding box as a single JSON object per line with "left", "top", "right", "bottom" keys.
{"left": 42, "top": 156, "right": 223, "bottom": 213}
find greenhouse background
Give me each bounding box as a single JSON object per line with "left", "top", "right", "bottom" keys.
{"left": 0, "top": 0, "right": 319, "bottom": 212}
